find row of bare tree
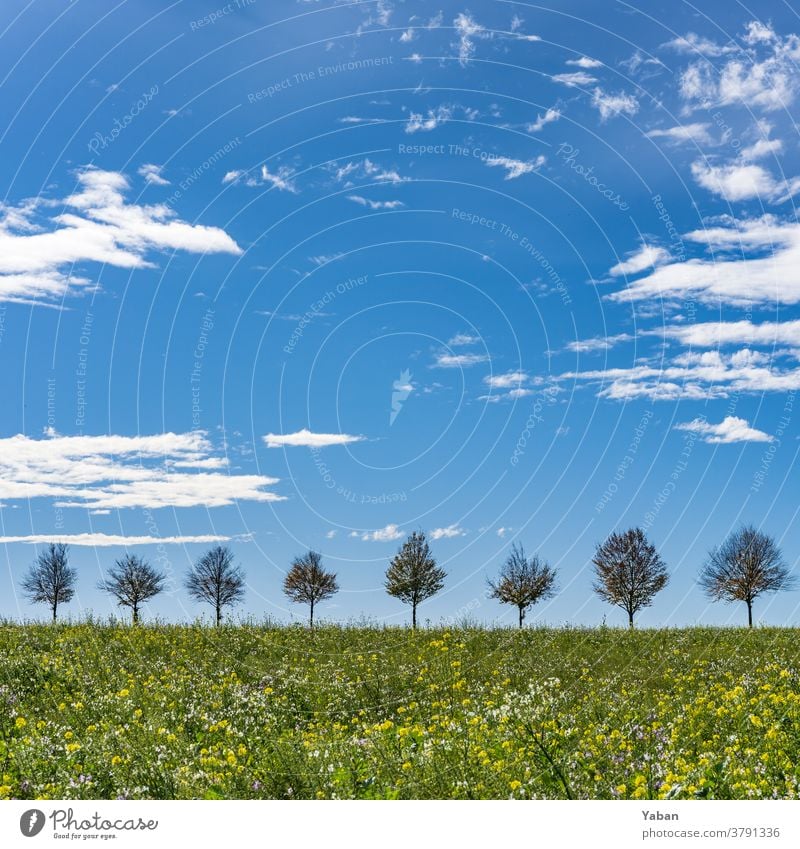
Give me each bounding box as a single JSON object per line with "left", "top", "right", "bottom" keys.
{"left": 17, "top": 524, "right": 794, "bottom": 628}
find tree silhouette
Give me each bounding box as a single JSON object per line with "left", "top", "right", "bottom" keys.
{"left": 699, "top": 525, "right": 795, "bottom": 627}
{"left": 283, "top": 550, "right": 338, "bottom": 627}
{"left": 21, "top": 542, "right": 76, "bottom": 622}
{"left": 185, "top": 545, "right": 245, "bottom": 626}
{"left": 488, "top": 542, "right": 557, "bottom": 627}
{"left": 592, "top": 527, "right": 668, "bottom": 628}
{"left": 385, "top": 531, "right": 446, "bottom": 628}
{"left": 98, "top": 554, "right": 165, "bottom": 624}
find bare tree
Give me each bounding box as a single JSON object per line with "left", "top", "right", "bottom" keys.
{"left": 98, "top": 554, "right": 165, "bottom": 624}
{"left": 385, "top": 531, "right": 446, "bottom": 628}
{"left": 699, "top": 525, "right": 795, "bottom": 627}
{"left": 283, "top": 550, "right": 338, "bottom": 627}
{"left": 592, "top": 527, "right": 668, "bottom": 628}
{"left": 21, "top": 542, "right": 76, "bottom": 622}
{"left": 185, "top": 545, "right": 245, "bottom": 626}
{"left": 488, "top": 542, "right": 557, "bottom": 627}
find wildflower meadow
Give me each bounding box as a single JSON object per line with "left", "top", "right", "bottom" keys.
{"left": 1, "top": 623, "right": 799, "bottom": 801}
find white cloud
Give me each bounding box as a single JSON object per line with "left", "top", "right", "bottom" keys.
{"left": 138, "top": 164, "right": 169, "bottom": 185}
{"left": 483, "top": 370, "right": 529, "bottom": 389}
{"left": 741, "top": 137, "right": 783, "bottom": 161}
{"left": 527, "top": 107, "right": 561, "bottom": 133}
{"left": 453, "top": 12, "right": 485, "bottom": 66}
{"left": 608, "top": 215, "right": 800, "bottom": 306}
{"left": 674, "top": 416, "right": 773, "bottom": 444}
{"left": 485, "top": 155, "right": 545, "bottom": 180}
{"left": 496, "top": 526, "right": 512, "bottom": 538}
{"left": 691, "top": 160, "right": 800, "bottom": 203}
{"left": 552, "top": 71, "right": 597, "bottom": 87}
{"left": 325, "top": 530, "right": 337, "bottom": 539}
{"left": 430, "top": 523, "right": 466, "bottom": 540}
{"left": 0, "top": 430, "right": 282, "bottom": 511}
{"left": 0, "top": 167, "right": 241, "bottom": 305}
{"left": 433, "top": 352, "right": 489, "bottom": 368}
{"left": 666, "top": 32, "right": 739, "bottom": 57}
{"left": 566, "top": 56, "right": 602, "bottom": 68}
{"left": 677, "top": 23, "right": 800, "bottom": 111}
{"left": 565, "top": 348, "right": 800, "bottom": 400}
{"left": 262, "top": 429, "right": 365, "bottom": 448}
{"left": 0, "top": 533, "right": 234, "bottom": 546}
{"left": 566, "top": 333, "right": 633, "bottom": 353}
{"left": 399, "top": 27, "right": 414, "bottom": 42}
{"left": 333, "top": 158, "right": 406, "bottom": 186}
{"left": 259, "top": 164, "right": 298, "bottom": 193}
{"left": 591, "top": 88, "right": 638, "bottom": 121}
{"left": 347, "top": 195, "right": 404, "bottom": 210}
{"left": 405, "top": 105, "right": 452, "bottom": 133}
{"left": 222, "top": 170, "right": 244, "bottom": 184}
{"left": 448, "top": 333, "right": 480, "bottom": 346}
{"left": 361, "top": 523, "right": 404, "bottom": 542}
{"left": 646, "top": 123, "right": 713, "bottom": 145}
{"left": 658, "top": 318, "right": 800, "bottom": 348}
{"left": 609, "top": 244, "right": 670, "bottom": 277}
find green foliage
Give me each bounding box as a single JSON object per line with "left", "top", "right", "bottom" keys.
{"left": 385, "top": 532, "right": 446, "bottom": 627}
{"left": 1, "top": 624, "right": 800, "bottom": 800}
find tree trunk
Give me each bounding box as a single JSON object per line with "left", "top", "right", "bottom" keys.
{"left": 519, "top": 606, "right": 524, "bottom": 628}
{"left": 747, "top": 600, "right": 753, "bottom": 628}
{"left": 412, "top": 602, "right": 417, "bottom": 629}
{"left": 628, "top": 610, "right": 634, "bottom": 629}
{"left": 52, "top": 602, "right": 57, "bottom": 624}
{"left": 216, "top": 604, "right": 222, "bottom": 627}
{"left": 132, "top": 604, "right": 139, "bottom": 625}
{"left": 310, "top": 599, "right": 315, "bottom": 629}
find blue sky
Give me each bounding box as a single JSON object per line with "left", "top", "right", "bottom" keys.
{"left": 1, "top": 0, "right": 800, "bottom": 627}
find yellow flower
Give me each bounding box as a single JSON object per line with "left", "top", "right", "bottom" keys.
{"left": 509, "top": 780, "right": 522, "bottom": 791}
{"left": 14, "top": 717, "right": 27, "bottom": 729}
{"left": 401, "top": 761, "right": 412, "bottom": 771}
{"left": 111, "top": 755, "right": 123, "bottom": 766}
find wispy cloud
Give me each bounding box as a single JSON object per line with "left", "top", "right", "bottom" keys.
{"left": 0, "top": 430, "right": 281, "bottom": 511}
{"left": 485, "top": 155, "right": 545, "bottom": 180}
{"left": 591, "top": 88, "right": 638, "bottom": 121}
{"left": 646, "top": 123, "right": 713, "bottom": 145}
{"left": 609, "top": 244, "right": 670, "bottom": 277}
{"left": 607, "top": 215, "right": 800, "bottom": 306}
{"left": 405, "top": 105, "right": 452, "bottom": 133}
{"left": 527, "top": 107, "right": 561, "bottom": 133}
{"left": 552, "top": 71, "right": 597, "bottom": 87}
{"left": 347, "top": 195, "right": 404, "bottom": 210}
{"left": 0, "top": 167, "right": 241, "bottom": 305}
{"left": 0, "top": 533, "right": 234, "bottom": 546}
{"left": 262, "top": 429, "right": 365, "bottom": 448}
{"left": 453, "top": 12, "right": 485, "bottom": 66}
{"left": 259, "top": 164, "right": 298, "bottom": 193}
{"left": 433, "top": 352, "right": 489, "bottom": 368}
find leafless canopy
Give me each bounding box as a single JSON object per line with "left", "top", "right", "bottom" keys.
{"left": 488, "top": 542, "right": 557, "bottom": 627}
{"left": 21, "top": 542, "right": 76, "bottom": 623}
{"left": 185, "top": 545, "right": 245, "bottom": 626}
{"left": 385, "top": 531, "right": 446, "bottom": 628}
{"left": 592, "top": 527, "right": 668, "bottom": 628}
{"left": 699, "top": 525, "right": 795, "bottom": 626}
{"left": 283, "top": 550, "right": 339, "bottom": 627}
{"left": 98, "top": 554, "right": 165, "bottom": 624}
